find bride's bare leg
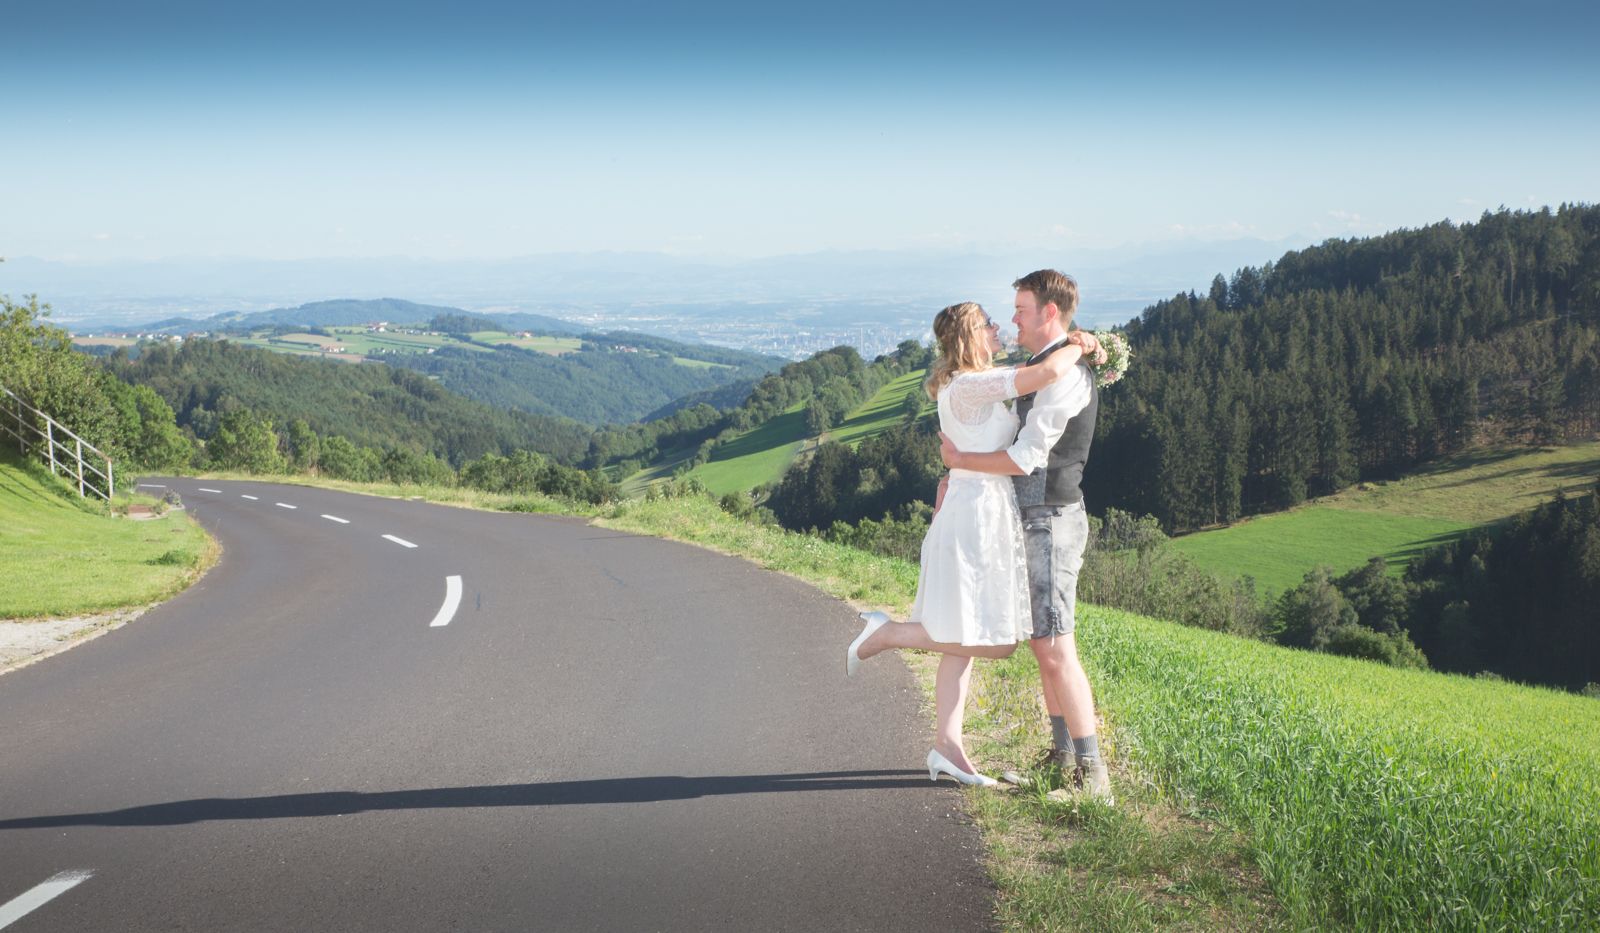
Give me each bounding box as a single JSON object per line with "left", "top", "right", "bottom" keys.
{"left": 933, "top": 655, "right": 978, "bottom": 772}
{"left": 857, "top": 620, "right": 1017, "bottom": 661}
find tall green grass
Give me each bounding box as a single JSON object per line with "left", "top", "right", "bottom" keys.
{"left": 1078, "top": 608, "right": 1600, "bottom": 930}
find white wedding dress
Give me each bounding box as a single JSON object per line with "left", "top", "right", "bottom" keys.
{"left": 909, "top": 367, "right": 1032, "bottom": 646}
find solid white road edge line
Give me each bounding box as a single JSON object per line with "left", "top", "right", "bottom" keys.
{"left": 321, "top": 514, "right": 350, "bottom": 524}
{"left": 241, "top": 494, "right": 259, "bottom": 500}
{"left": 0, "top": 870, "right": 94, "bottom": 930}
{"left": 430, "top": 575, "right": 464, "bottom": 627}
{"left": 275, "top": 502, "right": 297, "bottom": 510}
{"left": 383, "top": 534, "right": 419, "bottom": 549}
{"left": 198, "top": 487, "right": 222, "bottom": 493}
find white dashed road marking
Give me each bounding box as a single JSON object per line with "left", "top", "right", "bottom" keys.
{"left": 198, "top": 487, "right": 222, "bottom": 493}
{"left": 321, "top": 514, "right": 350, "bottom": 524}
{"left": 241, "top": 495, "right": 259, "bottom": 500}
{"left": 382, "top": 535, "right": 418, "bottom": 549}
{"left": 0, "top": 870, "right": 94, "bottom": 930}
{"left": 275, "top": 503, "right": 297, "bottom": 510}
{"left": 430, "top": 575, "right": 464, "bottom": 627}
{"left": 136, "top": 483, "right": 166, "bottom": 488}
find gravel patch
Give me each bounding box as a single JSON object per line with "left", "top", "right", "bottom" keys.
{"left": 0, "top": 607, "right": 149, "bottom": 674}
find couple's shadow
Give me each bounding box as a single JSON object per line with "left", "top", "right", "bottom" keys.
{"left": 0, "top": 770, "right": 930, "bottom": 829}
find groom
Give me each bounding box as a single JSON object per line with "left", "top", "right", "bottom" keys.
{"left": 938, "top": 269, "right": 1109, "bottom": 797}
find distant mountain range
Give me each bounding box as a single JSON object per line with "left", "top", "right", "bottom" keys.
{"left": 134, "top": 298, "right": 584, "bottom": 335}
{"left": 10, "top": 238, "right": 1321, "bottom": 334}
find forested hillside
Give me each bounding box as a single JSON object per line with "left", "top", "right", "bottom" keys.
{"left": 103, "top": 339, "right": 592, "bottom": 465}
{"left": 586, "top": 341, "right": 930, "bottom": 472}
{"left": 383, "top": 333, "right": 778, "bottom": 425}
{"left": 1091, "top": 205, "right": 1600, "bottom": 532}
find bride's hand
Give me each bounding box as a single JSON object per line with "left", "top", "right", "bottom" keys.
{"left": 1069, "top": 330, "right": 1107, "bottom": 366}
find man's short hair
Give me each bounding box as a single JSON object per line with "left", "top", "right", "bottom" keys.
{"left": 1013, "top": 270, "right": 1079, "bottom": 326}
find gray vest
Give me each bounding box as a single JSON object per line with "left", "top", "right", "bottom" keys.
{"left": 1012, "top": 341, "right": 1098, "bottom": 508}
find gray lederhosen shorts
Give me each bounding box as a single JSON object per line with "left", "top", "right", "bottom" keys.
{"left": 1020, "top": 501, "right": 1090, "bottom": 639}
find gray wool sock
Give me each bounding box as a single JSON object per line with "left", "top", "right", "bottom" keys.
{"left": 1072, "top": 734, "right": 1100, "bottom": 764}
{"left": 1050, "top": 716, "right": 1070, "bottom": 751}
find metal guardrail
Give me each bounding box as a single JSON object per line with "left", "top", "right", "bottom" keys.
{"left": 0, "top": 385, "right": 114, "bottom": 500}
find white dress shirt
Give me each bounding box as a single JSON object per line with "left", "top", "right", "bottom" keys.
{"left": 1004, "top": 336, "right": 1094, "bottom": 474}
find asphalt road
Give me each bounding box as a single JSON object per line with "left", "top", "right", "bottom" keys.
{"left": 0, "top": 479, "right": 994, "bottom": 931}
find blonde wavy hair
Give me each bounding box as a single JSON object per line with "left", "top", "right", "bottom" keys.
{"left": 924, "top": 301, "right": 995, "bottom": 400}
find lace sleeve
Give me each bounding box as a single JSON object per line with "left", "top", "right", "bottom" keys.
{"left": 947, "top": 368, "right": 1020, "bottom": 426}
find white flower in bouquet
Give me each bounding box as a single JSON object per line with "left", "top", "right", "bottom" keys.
{"left": 1087, "top": 330, "right": 1132, "bottom": 388}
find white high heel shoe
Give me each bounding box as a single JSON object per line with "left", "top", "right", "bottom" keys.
{"left": 846, "top": 611, "right": 891, "bottom": 677}
{"left": 926, "top": 748, "right": 999, "bottom": 787}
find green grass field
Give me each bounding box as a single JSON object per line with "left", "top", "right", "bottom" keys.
{"left": 683, "top": 403, "right": 811, "bottom": 495}
{"left": 0, "top": 451, "right": 214, "bottom": 618}
{"left": 465, "top": 332, "right": 583, "bottom": 355}
{"left": 1172, "top": 440, "right": 1600, "bottom": 595}
{"left": 826, "top": 368, "right": 930, "bottom": 447}
{"left": 669, "top": 356, "right": 733, "bottom": 370}
{"left": 1170, "top": 507, "right": 1472, "bottom": 595}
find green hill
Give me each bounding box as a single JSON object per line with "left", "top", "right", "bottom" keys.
{"left": 383, "top": 339, "right": 777, "bottom": 426}
{"left": 824, "top": 368, "right": 930, "bottom": 447}
{"left": 1091, "top": 205, "right": 1600, "bottom": 534}
{"left": 104, "top": 338, "right": 593, "bottom": 465}
{"left": 630, "top": 368, "right": 933, "bottom": 497}
{"left": 143, "top": 298, "right": 583, "bottom": 335}
{"left": 681, "top": 403, "right": 812, "bottom": 495}
{"left": 0, "top": 449, "right": 212, "bottom": 618}
{"left": 1171, "top": 440, "right": 1600, "bottom": 595}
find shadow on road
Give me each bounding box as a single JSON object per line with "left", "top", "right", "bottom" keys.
{"left": 0, "top": 770, "right": 935, "bottom": 828}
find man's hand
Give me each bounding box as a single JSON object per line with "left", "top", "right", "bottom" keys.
{"left": 938, "top": 431, "right": 962, "bottom": 469}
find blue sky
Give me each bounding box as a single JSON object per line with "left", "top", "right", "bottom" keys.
{"left": 5, "top": 0, "right": 1598, "bottom": 262}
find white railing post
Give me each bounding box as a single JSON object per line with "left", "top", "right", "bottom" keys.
{"left": 1, "top": 384, "right": 113, "bottom": 502}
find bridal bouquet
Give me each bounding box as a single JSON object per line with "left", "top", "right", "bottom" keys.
{"left": 1085, "top": 330, "right": 1132, "bottom": 388}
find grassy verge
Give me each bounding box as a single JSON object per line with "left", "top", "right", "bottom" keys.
{"left": 0, "top": 451, "right": 217, "bottom": 618}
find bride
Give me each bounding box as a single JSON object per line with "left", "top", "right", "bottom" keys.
{"left": 847, "top": 301, "right": 1096, "bottom": 785}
